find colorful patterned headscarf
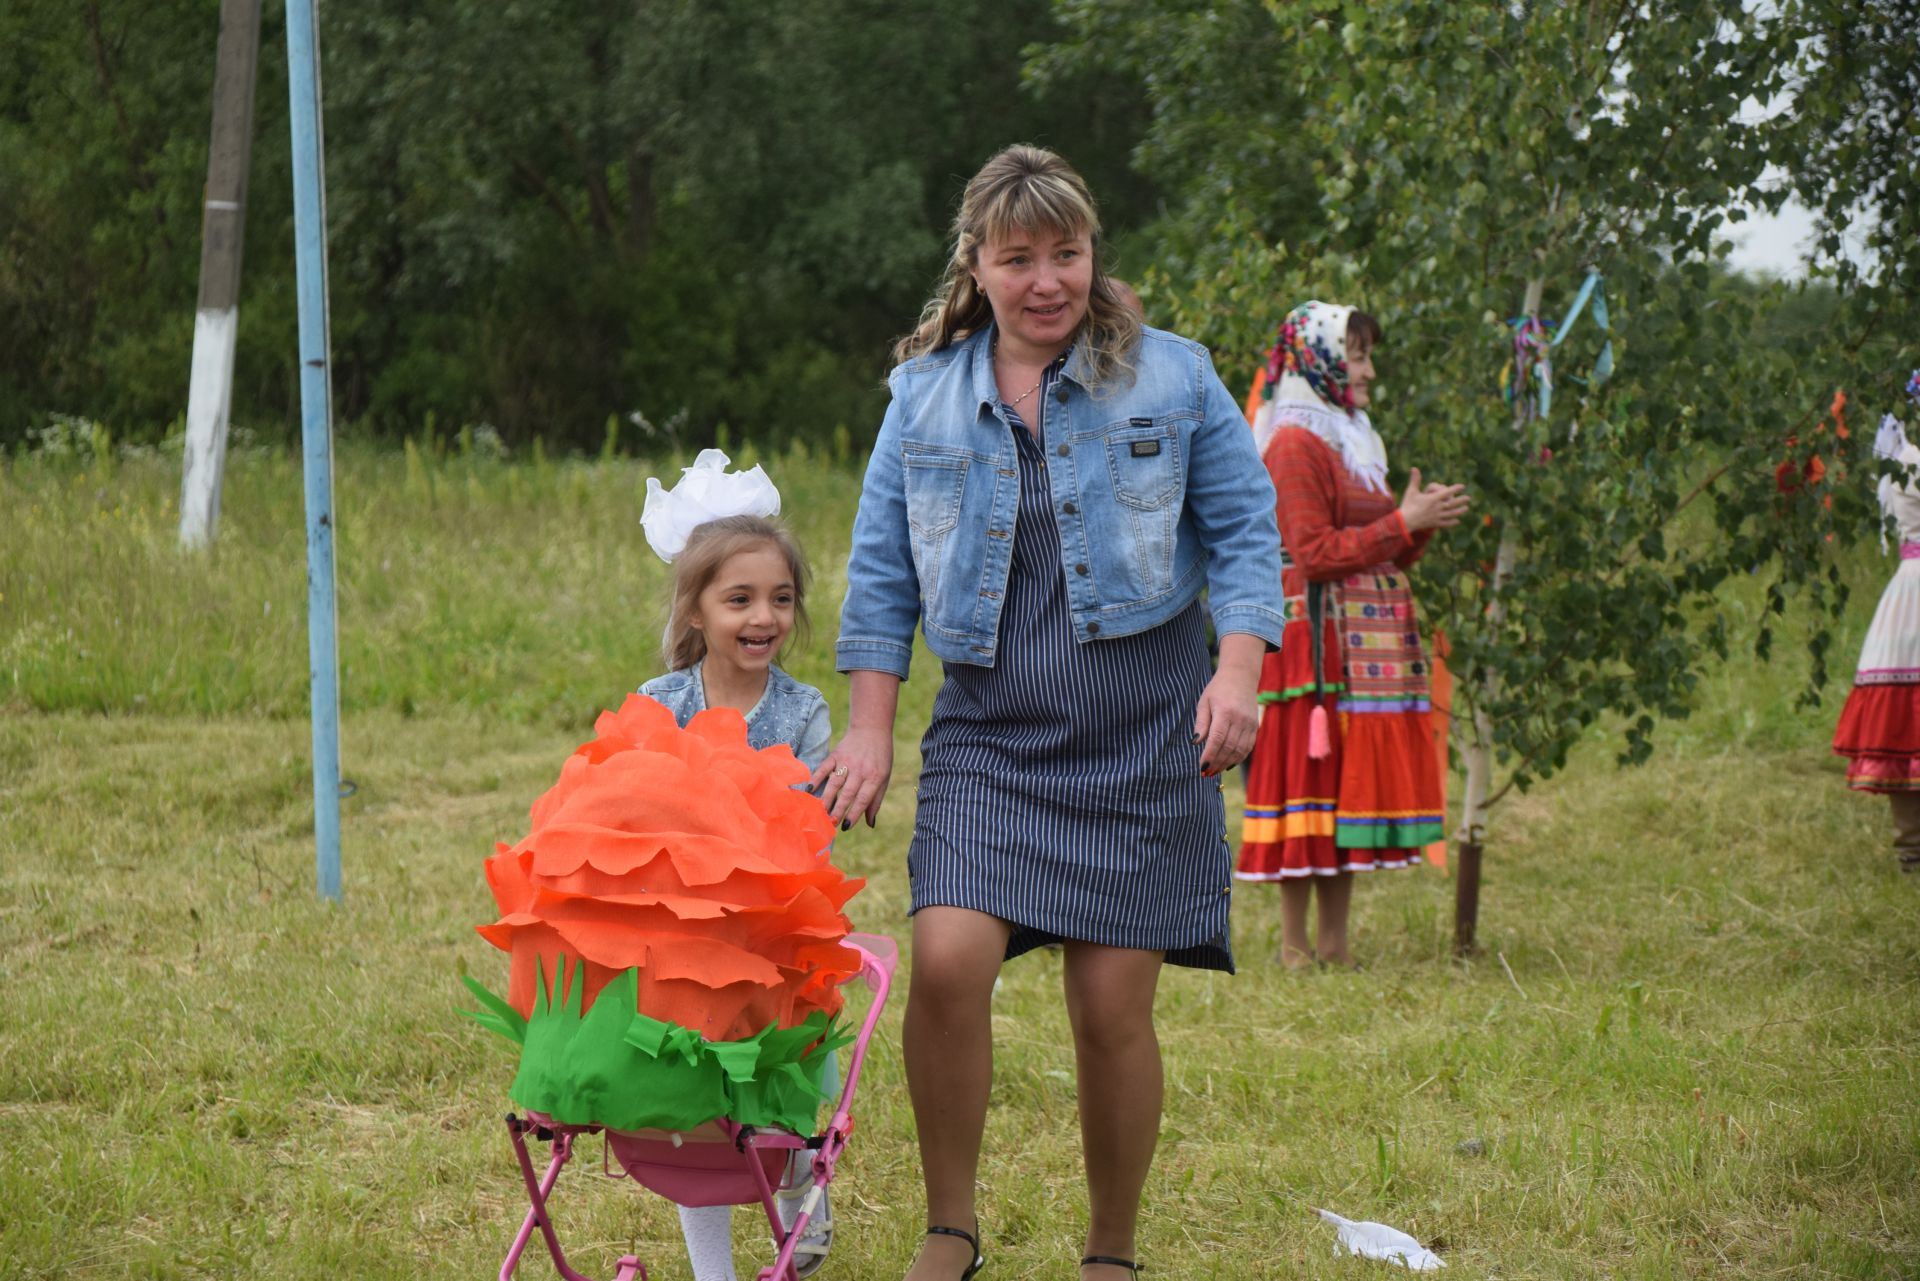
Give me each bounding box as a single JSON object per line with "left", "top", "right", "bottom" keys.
{"left": 1264, "top": 300, "right": 1358, "bottom": 412}
{"left": 1252, "top": 299, "right": 1390, "bottom": 493}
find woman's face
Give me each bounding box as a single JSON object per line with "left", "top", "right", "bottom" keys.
{"left": 1344, "top": 330, "right": 1377, "bottom": 410}
{"left": 973, "top": 225, "right": 1093, "bottom": 359}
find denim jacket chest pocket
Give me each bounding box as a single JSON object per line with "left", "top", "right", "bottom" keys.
{"left": 1103, "top": 415, "right": 1186, "bottom": 509}
{"left": 901, "top": 444, "right": 973, "bottom": 625}
{"left": 1089, "top": 413, "right": 1188, "bottom": 599}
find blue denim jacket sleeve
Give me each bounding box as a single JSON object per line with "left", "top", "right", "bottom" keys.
{"left": 1186, "top": 351, "right": 1287, "bottom": 646}
{"left": 796, "top": 695, "right": 833, "bottom": 772}
{"left": 836, "top": 383, "right": 919, "bottom": 679}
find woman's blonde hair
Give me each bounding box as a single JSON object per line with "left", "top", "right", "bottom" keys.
{"left": 663, "top": 515, "right": 812, "bottom": 671}
{"left": 893, "top": 144, "right": 1140, "bottom": 388}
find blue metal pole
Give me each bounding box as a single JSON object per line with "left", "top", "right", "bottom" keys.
{"left": 286, "top": 0, "right": 342, "bottom": 901}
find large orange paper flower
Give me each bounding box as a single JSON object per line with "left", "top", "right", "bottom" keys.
{"left": 477, "top": 694, "right": 862, "bottom": 1042}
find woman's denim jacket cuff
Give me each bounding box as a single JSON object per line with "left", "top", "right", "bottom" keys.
{"left": 834, "top": 636, "right": 913, "bottom": 680}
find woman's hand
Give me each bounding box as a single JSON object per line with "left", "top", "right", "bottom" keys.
{"left": 1398, "top": 467, "right": 1471, "bottom": 532}
{"left": 1193, "top": 634, "right": 1266, "bottom": 776}
{"left": 809, "top": 671, "right": 903, "bottom": 829}
{"left": 810, "top": 727, "right": 893, "bottom": 829}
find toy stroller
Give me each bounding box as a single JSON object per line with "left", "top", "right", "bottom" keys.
{"left": 494, "top": 933, "right": 897, "bottom": 1281}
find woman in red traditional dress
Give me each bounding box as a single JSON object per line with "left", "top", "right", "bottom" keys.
{"left": 1236, "top": 301, "right": 1470, "bottom": 967}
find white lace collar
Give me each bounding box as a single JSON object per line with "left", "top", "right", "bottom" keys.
{"left": 1253, "top": 373, "right": 1390, "bottom": 494}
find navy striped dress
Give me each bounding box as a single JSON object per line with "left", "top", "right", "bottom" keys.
{"left": 908, "top": 361, "right": 1234, "bottom": 972}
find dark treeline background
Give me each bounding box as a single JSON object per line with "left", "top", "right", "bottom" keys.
{"left": 0, "top": 0, "right": 1163, "bottom": 451}
{"left": 4, "top": 1, "right": 1912, "bottom": 456}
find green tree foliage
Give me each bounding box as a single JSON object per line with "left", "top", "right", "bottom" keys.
{"left": 1041, "top": 1, "right": 1916, "bottom": 891}
{"left": 1778, "top": 0, "right": 1917, "bottom": 404}
{"left": 0, "top": 0, "right": 1153, "bottom": 448}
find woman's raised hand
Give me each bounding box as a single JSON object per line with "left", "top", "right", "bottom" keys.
{"left": 810, "top": 725, "right": 894, "bottom": 830}
{"left": 1398, "top": 467, "right": 1471, "bottom": 532}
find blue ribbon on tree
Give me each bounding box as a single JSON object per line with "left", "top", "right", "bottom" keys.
{"left": 1504, "top": 270, "right": 1614, "bottom": 421}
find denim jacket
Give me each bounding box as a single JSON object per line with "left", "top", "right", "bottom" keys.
{"left": 638, "top": 663, "right": 833, "bottom": 772}
{"left": 836, "top": 324, "right": 1286, "bottom": 678}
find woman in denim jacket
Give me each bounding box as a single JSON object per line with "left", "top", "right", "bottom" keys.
{"left": 810, "top": 146, "right": 1284, "bottom": 1281}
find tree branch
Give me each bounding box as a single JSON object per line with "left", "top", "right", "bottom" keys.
{"left": 507, "top": 154, "right": 582, "bottom": 239}
{"left": 82, "top": 1, "right": 158, "bottom": 209}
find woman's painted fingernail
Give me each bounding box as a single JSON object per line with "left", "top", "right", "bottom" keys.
{"left": 865, "top": 815, "right": 875, "bottom": 829}
{"left": 841, "top": 819, "right": 852, "bottom": 832}
{"left": 1191, "top": 733, "right": 1203, "bottom": 744}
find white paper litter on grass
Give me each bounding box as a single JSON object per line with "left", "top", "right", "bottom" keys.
{"left": 1315, "top": 1209, "right": 1446, "bottom": 1270}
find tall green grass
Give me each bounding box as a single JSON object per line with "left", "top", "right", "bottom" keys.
{"left": 0, "top": 434, "right": 908, "bottom": 729}
{"left": 2, "top": 439, "right": 1914, "bottom": 1278}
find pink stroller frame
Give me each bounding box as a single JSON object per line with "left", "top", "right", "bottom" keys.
{"left": 496, "top": 933, "right": 898, "bottom": 1281}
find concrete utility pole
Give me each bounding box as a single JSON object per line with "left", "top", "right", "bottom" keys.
{"left": 180, "top": 0, "right": 263, "bottom": 548}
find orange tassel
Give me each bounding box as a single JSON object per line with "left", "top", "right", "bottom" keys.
{"left": 1307, "top": 704, "right": 1332, "bottom": 760}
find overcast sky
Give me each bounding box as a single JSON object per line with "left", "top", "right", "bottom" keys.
{"left": 1722, "top": 199, "right": 1816, "bottom": 279}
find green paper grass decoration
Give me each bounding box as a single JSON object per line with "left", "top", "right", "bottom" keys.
{"left": 462, "top": 958, "right": 850, "bottom": 1134}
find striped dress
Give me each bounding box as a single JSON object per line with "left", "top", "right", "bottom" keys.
{"left": 909, "top": 362, "right": 1234, "bottom": 972}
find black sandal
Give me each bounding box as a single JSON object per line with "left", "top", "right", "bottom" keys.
{"left": 1082, "top": 1257, "right": 1142, "bottom": 1275}
{"left": 927, "top": 1222, "right": 985, "bottom": 1280}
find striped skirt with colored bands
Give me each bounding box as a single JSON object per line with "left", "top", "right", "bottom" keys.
{"left": 1237, "top": 565, "right": 1444, "bottom": 879}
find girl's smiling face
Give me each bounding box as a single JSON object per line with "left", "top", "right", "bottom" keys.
{"left": 690, "top": 544, "right": 797, "bottom": 676}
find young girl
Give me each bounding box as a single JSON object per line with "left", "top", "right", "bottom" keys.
{"left": 1834, "top": 373, "right": 1920, "bottom": 870}
{"left": 639, "top": 450, "right": 836, "bottom": 1279}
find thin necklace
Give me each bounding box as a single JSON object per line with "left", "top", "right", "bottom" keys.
{"left": 993, "top": 337, "right": 1045, "bottom": 408}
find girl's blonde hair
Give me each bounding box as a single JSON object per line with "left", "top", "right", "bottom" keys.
{"left": 663, "top": 515, "right": 812, "bottom": 671}
{"left": 893, "top": 144, "right": 1140, "bottom": 388}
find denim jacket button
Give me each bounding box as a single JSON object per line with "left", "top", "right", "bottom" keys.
{"left": 1075, "top": 563, "right": 1089, "bottom": 575}
{"left": 1055, "top": 388, "right": 1069, "bottom": 403}
{"left": 1086, "top": 622, "right": 1101, "bottom": 635}
{"left": 1062, "top": 501, "right": 1077, "bottom": 515}
{"left": 1055, "top": 443, "right": 1069, "bottom": 457}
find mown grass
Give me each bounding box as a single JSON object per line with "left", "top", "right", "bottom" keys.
{"left": 2, "top": 443, "right": 1916, "bottom": 1279}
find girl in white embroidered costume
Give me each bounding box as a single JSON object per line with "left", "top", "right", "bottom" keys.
{"left": 1833, "top": 372, "right": 1920, "bottom": 872}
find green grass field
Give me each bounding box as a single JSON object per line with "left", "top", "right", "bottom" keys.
{"left": 3, "top": 440, "right": 1916, "bottom": 1279}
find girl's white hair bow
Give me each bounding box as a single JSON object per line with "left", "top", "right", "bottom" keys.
{"left": 640, "top": 449, "right": 782, "bottom": 563}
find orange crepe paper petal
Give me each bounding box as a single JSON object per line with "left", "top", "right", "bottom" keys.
{"left": 520, "top": 826, "right": 795, "bottom": 885}
{"left": 476, "top": 694, "right": 863, "bottom": 1039}
{"left": 539, "top": 859, "right": 854, "bottom": 911}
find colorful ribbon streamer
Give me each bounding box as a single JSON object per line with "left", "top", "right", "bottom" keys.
{"left": 1500, "top": 270, "right": 1613, "bottom": 422}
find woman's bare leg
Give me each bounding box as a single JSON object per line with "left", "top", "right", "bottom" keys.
{"left": 902, "top": 907, "right": 1010, "bottom": 1280}
{"left": 1278, "top": 879, "right": 1314, "bottom": 968}
{"left": 1314, "top": 871, "right": 1355, "bottom": 967}
{"left": 1062, "top": 941, "right": 1166, "bottom": 1277}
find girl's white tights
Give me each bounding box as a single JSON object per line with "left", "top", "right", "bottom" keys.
{"left": 678, "top": 1204, "right": 738, "bottom": 1281}
{"left": 677, "top": 1193, "right": 804, "bottom": 1281}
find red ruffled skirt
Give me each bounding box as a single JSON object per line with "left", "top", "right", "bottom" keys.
{"left": 1833, "top": 559, "right": 1920, "bottom": 792}
{"left": 1237, "top": 565, "right": 1443, "bottom": 878}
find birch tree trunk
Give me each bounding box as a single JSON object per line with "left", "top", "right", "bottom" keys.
{"left": 1453, "top": 272, "right": 1542, "bottom": 955}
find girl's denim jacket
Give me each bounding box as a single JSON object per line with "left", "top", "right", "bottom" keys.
{"left": 836, "top": 324, "right": 1286, "bottom": 679}
{"left": 639, "top": 663, "right": 832, "bottom": 772}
